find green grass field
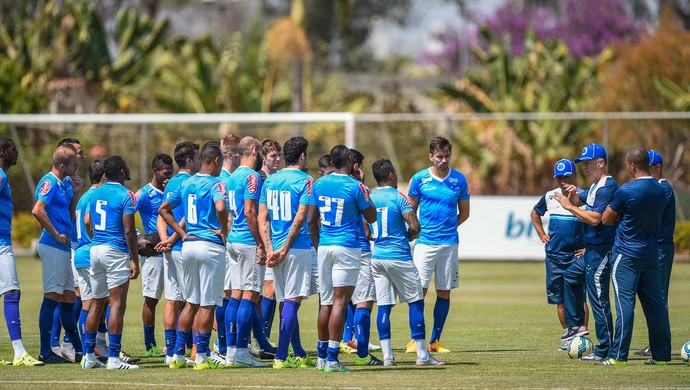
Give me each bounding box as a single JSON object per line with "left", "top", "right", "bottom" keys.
{"left": 0, "top": 257, "right": 688, "bottom": 389}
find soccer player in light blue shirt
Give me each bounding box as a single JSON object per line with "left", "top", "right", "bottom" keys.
{"left": 156, "top": 141, "right": 199, "bottom": 364}
{"left": 258, "top": 136, "right": 319, "bottom": 368}
{"left": 311, "top": 144, "right": 377, "bottom": 372}
{"left": 369, "top": 158, "right": 444, "bottom": 367}
{"left": 81, "top": 156, "right": 140, "bottom": 370}
{"left": 531, "top": 159, "right": 589, "bottom": 348}
{"left": 0, "top": 137, "right": 44, "bottom": 366}
{"left": 134, "top": 153, "right": 173, "bottom": 357}
{"left": 32, "top": 144, "right": 83, "bottom": 364}
{"left": 407, "top": 136, "right": 470, "bottom": 353}
{"left": 600, "top": 146, "right": 670, "bottom": 365}
{"left": 160, "top": 141, "right": 228, "bottom": 370}
{"left": 556, "top": 143, "right": 617, "bottom": 361}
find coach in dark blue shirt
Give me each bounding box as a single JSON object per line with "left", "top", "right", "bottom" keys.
{"left": 600, "top": 146, "right": 671, "bottom": 366}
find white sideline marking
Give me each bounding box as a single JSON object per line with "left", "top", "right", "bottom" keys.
{"left": 0, "top": 382, "right": 459, "bottom": 390}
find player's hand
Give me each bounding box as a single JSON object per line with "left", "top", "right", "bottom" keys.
{"left": 269, "top": 247, "right": 287, "bottom": 267}
{"left": 539, "top": 233, "right": 550, "bottom": 244}
{"left": 129, "top": 261, "right": 140, "bottom": 280}
{"left": 553, "top": 192, "right": 573, "bottom": 210}
{"left": 256, "top": 246, "right": 266, "bottom": 266}
{"left": 71, "top": 175, "right": 84, "bottom": 192}
{"left": 53, "top": 233, "right": 70, "bottom": 248}
{"left": 574, "top": 248, "right": 586, "bottom": 258}
{"left": 155, "top": 238, "right": 173, "bottom": 253}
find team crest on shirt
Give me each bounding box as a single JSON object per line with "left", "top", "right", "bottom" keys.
{"left": 39, "top": 180, "right": 51, "bottom": 196}
{"left": 399, "top": 192, "right": 412, "bottom": 206}
{"left": 247, "top": 174, "right": 258, "bottom": 194}
{"left": 449, "top": 177, "right": 458, "bottom": 184}
{"left": 128, "top": 191, "right": 137, "bottom": 208}
{"left": 305, "top": 178, "right": 313, "bottom": 196}
{"left": 359, "top": 183, "right": 371, "bottom": 201}
{"left": 217, "top": 183, "right": 227, "bottom": 197}
{"left": 421, "top": 177, "right": 432, "bottom": 184}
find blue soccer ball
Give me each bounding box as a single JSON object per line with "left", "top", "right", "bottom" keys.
{"left": 681, "top": 341, "right": 690, "bottom": 363}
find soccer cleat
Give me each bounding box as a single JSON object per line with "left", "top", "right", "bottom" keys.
{"left": 295, "top": 356, "right": 316, "bottom": 368}
{"left": 273, "top": 356, "right": 300, "bottom": 369}
{"left": 384, "top": 357, "right": 396, "bottom": 367}
{"left": 560, "top": 326, "right": 589, "bottom": 342}
{"left": 169, "top": 358, "right": 188, "bottom": 369}
{"left": 346, "top": 340, "right": 358, "bottom": 353}
{"left": 416, "top": 354, "right": 445, "bottom": 366}
{"left": 559, "top": 339, "right": 570, "bottom": 351}
{"left": 354, "top": 354, "right": 384, "bottom": 366}
{"left": 60, "top": 341, "right": 76, "bottom": 362}
{"left": 428, "top": 341, "right": 451, "bottom": 353}
{"left": 405, "top": 339, "right": 417, "bottom": 353}
{"left": 579, "top": 353, "right": 604, "bottom": 362}
{"left": 316, "top": 358, "right": 327, "bottom": 371}
{"left": 248, "top": 344, "right": 261, "bottom": 358}
{"left": 190, "top": 344, "right": 197, "bottom": 360}
{"left": 119, "top": 351, "right": 141, "bottom": 364}
{"left": 324, "top": 360, "right": 351, "bottom": 372}
{"left": 209, "top": 352, "right": 226, "bottom": 366}
{"left": 644, "top": 358, "right": 668, "bottom": 366}
{"left": 634, "top": 346, "right": 652, "bottom": 356}
{"left": 166, "top": 356, "right": 195, "bottom": 367}
{"left": 145, "top": 345, "right": 166, "bottom": 358}
{"left": 39, "top": 353, "right": 71, "bottom": 364}
{"left": 51, "top": 345, "right": 61, "bottom": 356}
{"left": 107, "top": 358, "right": 139, "bottom": 370}
{"left": 259, "top": 349, "right": 276, "bottom": 360}
{"left": 231, "top": 354, "right": 269, "bottom": 367}
{"left": 368, "top": 342, "right": 382, "bottom": 352}
{"left": 0, "top": 359, "right": 11, "bottom": 365}
{"left": 340, "top": 341, "right": 357, "bottom": 354}
{"left": 13, "top": 353, "right": 45, "bottom": 367}
{"left": 595, "top": 358, "right": 627, "bottom": 366}
{"left": 193, "top": 357, "right": 223, "bottom": 370}
{"left": 80, "top": 356, "right": 105, "bottom": 369}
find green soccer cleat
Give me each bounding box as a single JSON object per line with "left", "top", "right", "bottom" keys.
{"left": 354, "top": 354, "right": 384, "bottom": 366}
{"left": 145, "top": 345, "right": 166, "bottom": 358}
{"left": 273, "top": 356, "right": 300, "bottom": 369}
{"left": 295, "top": 356, "right": 316, "bottom": 368}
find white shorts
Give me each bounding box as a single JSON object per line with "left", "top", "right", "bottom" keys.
{"left": 76, "top": 267, "right": 94, "bottom": 300}
{"left": 70, "top": 243, "right": 80, "bottom": 291}
{"left": 352, "top": 252, "right": 375, "bottom": 305}
{"left": 227, "top": 242, "right": 265, "bottom": 293}
{"left": 38, "top": 244, "right": 75, "bottom": 294}
{"left": 309, "top": 248, "right": 318, "bottom": 297}
{"left": 413, "top": 243, "right": 459, "bottom": 290}
{"left": 223, "top": 249, "right": 234, "bottom": 291}
{"left": 89, "top": 245, "right": 131, "bottom": 299}
{"left": 318, "top": 246, "right": 361, "bottom": 306}
{"left": 141, "top": 255, "right": 164, "bottom": 300}
{"left": 164, "top": 250, "right": 184, "bottom": 301}
{"left": 372, "top": 259, "right": 424, "bottom": 305}
{"left": 181, "top": 240, "right": 225, "bottom": 307}
{"left": 264, "top": 266, "right": 274, "bottom": 282}
{"left": 0, "top": 246, "right": 20, "bottom": 295}
{"left": 272, "top": 248, "right": 311, "bottom": 301}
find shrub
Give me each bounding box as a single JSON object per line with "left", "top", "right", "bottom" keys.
{"left": 11, "top": 211, "right": 42, "bottom": 249}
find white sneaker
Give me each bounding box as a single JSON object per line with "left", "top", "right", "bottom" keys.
{"left": 81, "top": 357, "right": 105, "bottom": 369}
{"left": 416, "top": 354, "right": 444, "bottom": 366}
{"left": 165, "top": 355, "right": 194, "bottom": 367}
{"left": 324, "top": 360, "right": 351, "bottom": 372}
{"left": 384, "top": 357, "right": 396, "bottom": 366}
{"left": 232, "top": 353, "right": 268, "bottom": 368}
{"left": 316, "top": 357, "right": 327, "bottom": 371}
{"left": 248, "top": 344, "right": 261, "bottom": 358}
{"left": 106, "top": 358, "right": 139, "bottom": 370}
{"left": 209, "top": 352, "right": 225, "bottom": 366}
{"left": 51, "top": 345, "right": 61, "bottom": 356}
{"left": 60, "top": 341, "right": 77, "bottom": 362}
{"left": 368, "top": 342, "right": 382, "bottom": 352}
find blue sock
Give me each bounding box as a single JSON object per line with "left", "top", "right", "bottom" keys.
{"left": 39, "top": 298, "right": 59, "bottom": 357}
{"left": 251, "top": 304, "right": 275, "bottom": 351}
{"left": 186, "top": 329, "right": 194, "bottom": 349}
{"left": 197, "top": 332, "right": 211, "bottom": 359}
{"left": 409, "top": 299, "right": 426, "bottom": 340}
{"left": 225, "top": 297, "right": 240, "bottom": 349}
{"left": 354, "top": 307, "right": 371, "bottom": 358}
{"left": 276, "top": 300, "right": 299, "bottom": 361}
{"left": 60, "top": 302, "right": 83, "bottom": 352}
{"left": 3, "top": 291, "right": 22, "bottom": 341}
{"left": 215, "top": 299, "right": 228, "bottom": 354}
{"left": 260, "top": 296, "right": 276, "bottom": 339}
{"left": 108, "top": 333, "right": 122, "bottom": 358}
{"left": 175, "top": 330, "right": 190, "bottom": 357}
{"left": 105, "top": 305, "right": 111, "bottom": 330}
{"left": 83, "top": 330, "right": 96, "bottom": 354}
{"left": 236, "top": 299, "right": 255, "bottom": 349}
{"left": 377, "top": 305, "right": 393, "bottom": 341}
{"left": 144, "top": 325, "right": 156, "bottom": 349}
{"left": 78, "top": 308, "right": 89, "bottom": 340}
{"left": 291, "top": 319, "right": 306, "bottom": 358}
{"left": 431, "top": 297, "right": 449, "bottom": 343}
{"left": 317, "top": 340, "right": 328, "bottom": 359}
{"left": 342, "top": 302, "right": 355, "bottom": 342}
{"left": 326, "top": 341, "right": 340, "bottom": 362}
{"left": 74, "top": 296, "right": 82, "bottom": 323}
{"left": 51, "top": 306, "right": 61, "bottom": 347}
{"left": 164, "top": 328, "right": 177, "bottom": 358}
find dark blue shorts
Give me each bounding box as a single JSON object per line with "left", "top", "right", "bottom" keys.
{"left": 545, "top": 254, "right": 578, "bottom": 304}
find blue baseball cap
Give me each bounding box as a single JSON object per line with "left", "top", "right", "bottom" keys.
{"left": 574, "top": 143, "right": 607, "bottom": 163}
{"left": 648, "top": 149, "right": 663, "bottom": 166}
{"left": 554, "top": 159, "right": 576, "bottom": 178}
